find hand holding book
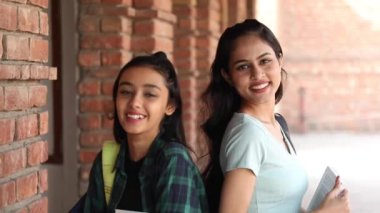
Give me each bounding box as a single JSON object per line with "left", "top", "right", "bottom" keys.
{"left": 308, "top": 166, "right": 350, "bottom": 213}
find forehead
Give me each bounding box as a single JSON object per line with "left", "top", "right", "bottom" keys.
{"left": 119, "top": 66, "right": 167, "bottom": 87}
{"left": 230, "top": 34, "right": 275, "bottom": 60}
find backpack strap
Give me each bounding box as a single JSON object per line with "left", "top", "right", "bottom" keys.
{"left": 102, "top": 140, "right": 120, "bottom": 205}
{"left": 275, "top": 113, "right": 296, "bottom": 154}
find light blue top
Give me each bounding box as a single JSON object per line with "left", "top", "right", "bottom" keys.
{"left": 220, "top": 113, "right": 308, "bottom": 213}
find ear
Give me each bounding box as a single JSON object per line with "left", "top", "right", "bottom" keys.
{"left": 165, "top": 102, "right": 176, "bottom": 116}
{"left": 221, "top": 69, "right": 233, "bottom": 85}
{"left": 278, "top": 54, "right": 283, "bottom": 67}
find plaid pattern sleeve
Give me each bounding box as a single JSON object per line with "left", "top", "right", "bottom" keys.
{"left": 83, "top": 152, "right": 108, "bottom": 213}
{"left": 153, "top": 143, "right": 209, "bottom": 213}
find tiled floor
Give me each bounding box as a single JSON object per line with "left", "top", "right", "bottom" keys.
{"left": 293, "top": 133, "right": 380, "bottom": 213}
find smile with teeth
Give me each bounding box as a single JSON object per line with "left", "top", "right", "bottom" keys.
{"left": 127, "top": 114, "right": 146, "bottom": 119}
{"left": 251, "top": 82, "right": 269, "bottom": 90}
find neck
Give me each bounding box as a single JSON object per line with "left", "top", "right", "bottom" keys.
{"left": 240, "top": 101, "right": 276, "bottom": 125}
{"left": 127, "top": 130, "right": 158, "bottom": 161}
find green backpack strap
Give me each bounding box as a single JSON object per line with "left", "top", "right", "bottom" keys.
{"left": 102, "top": 140, "right": 120, "bottom": 205}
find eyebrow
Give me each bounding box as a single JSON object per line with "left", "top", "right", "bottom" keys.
{"left": 232, "top": 52, "right": 272, "bottom": 66}
{"left": 119, "top": 81, "right": 162, "bottom": 90}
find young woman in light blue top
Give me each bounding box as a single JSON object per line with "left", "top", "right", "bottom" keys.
{"left": 202, "top": 19, "right": 350, "bottom": 213}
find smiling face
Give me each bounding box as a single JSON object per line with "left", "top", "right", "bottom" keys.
{"left": 116, "top": 66, "right": 175, "bottom": 140}
{"left": 224, "top": 34, "right": 283, "bottom": 109}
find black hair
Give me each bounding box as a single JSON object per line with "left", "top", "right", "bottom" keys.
{"left": 201, "top": 19, "right": 287, "bottom": 212}
{"left": 112, "top": 51, "right": 185, "bottom": 145}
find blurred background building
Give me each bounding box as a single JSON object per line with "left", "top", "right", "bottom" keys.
{"left": 1, "top": 0, "right": 379, "bottom": 212}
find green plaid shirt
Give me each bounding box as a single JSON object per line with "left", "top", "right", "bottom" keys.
{"left": 82, "top": 137, "right": 209, "bottom": 213}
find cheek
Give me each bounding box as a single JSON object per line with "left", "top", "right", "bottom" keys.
{"left": 116, "top": 99, "right": 125, "bottom": 115}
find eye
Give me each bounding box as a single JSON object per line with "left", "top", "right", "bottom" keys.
{"left": 119, "top": 88, "right": 132, "bottom": 96}
{"left": 260, "top": 58, "right": 272, "bottom": 65}
{"left": 144, "top": 92, "right": 158, "bottom": 98}
{"left": 236, "top": 64, "right": 250, "bottom": 71}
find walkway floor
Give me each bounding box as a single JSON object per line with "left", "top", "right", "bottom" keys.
{"left": 293, "top": 133, "right": 380, "bottom": 213}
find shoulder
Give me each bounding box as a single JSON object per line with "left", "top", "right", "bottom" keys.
{"left": 158, "top": 142, "right": 193, "bottom": 163}
{"left": 223, "top": 113, "right": 267, "bottom": 144}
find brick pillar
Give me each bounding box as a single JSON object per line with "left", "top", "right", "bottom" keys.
{"left": 173, "top": 0, "right": 221, "bottom": 169}
{"left": 77, "top": 0, "right": 134, "bottom": 195}
{"left": 77, "top": 0, "right": 176, "bottom": 195}
{"left": 0, "top": 0, "right": 55, "bottom": 212}
{"left": 173, "top": 0, "right": 198, "bottom": 151}
{"left": 132, "top": 0, "right": 176, "bottom": 55}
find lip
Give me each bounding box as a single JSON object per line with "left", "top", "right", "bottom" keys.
{"left": 249, "top": 81, "right": 270, "bottom": 93}
{"left": 124, "top": 111, "right": 147, "bottom": 122}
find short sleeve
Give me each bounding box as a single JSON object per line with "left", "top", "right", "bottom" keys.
{"left": 220, "top": 118, "right": 267, "bottom": 176}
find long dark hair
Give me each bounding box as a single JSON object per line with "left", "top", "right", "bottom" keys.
{"left": 112, "top": 51, "right": 185, "bottom": 145}
{"left": 202, "top": 19, "right": 286, "bottom": 212}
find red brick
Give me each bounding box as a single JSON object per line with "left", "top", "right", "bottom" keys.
{"left": 133, "top": 36, "right": 173, "bottom": 52}
{"left": 79, "top": 98, "right": 111, "bottom": 113}
{"left": 6, "top": 0, "right": 27, "bottom": 3}
{"left": 0, "top": 148, "right": 26, "bottom": 178}
{"left": 78, "top": 16, "right": 99, "bottom": 32}
{"left": 0, "top": 118, "right": 15, "bottom": 145}
{"left": 78, "top": 79, "right": 101, "bottom": 96}
{"left": 0, "top": 34, "right": 3, "bottom": 58}
{"left": 0, "top": 64, "right": 21, "bottom": 79}
{"left": 29, "top": 197, "right": 48, "bottom": 213}
{"left": 101, "top": 16, "right": 131, "bottom": 33}
{"left": 86, "top": 5, "right": 136, "bottom": 17}
{"left": 39, "top": 169, "right": 48, "bottom": 193}
{"left": 18, "top": 7, "right": 39, "bottom": 33}
{"left": 176, "top": 37, "right": 195, "bottom": 47}
{"left": 30, "top": 38, "right": 48, "bottom": 62}
{"left": 4, "top": 86, "right": 29, "bottom": 111}
{"left": 80, "top": 131, "right": 113, "bottom": 148}
{"left": 0, "top": 87, "right": 3, "bottom": 111}
{"left": 135, "top": 10, "right": 176, "bottom": 23}
{"left": 0, "top": 181, "right": 16, "bottom": 208}
{"left": 89, "top": 67, "right": 119, "bottom": 78}
{"left": 29, "top": 85, "right": 47, "bottom": 107}
{"left": 29, "top": 0, "right": 49, "bottom": 9}
{"left": 131, "top": 37, "right": 155, "bottom": 52}
{"left": 101, "top": 0, "right": 132, "bottom": 4}
{"left": 4, "top": 35, "right": 30, "bottom": 61}
{"left": 78, "top": 114, "right": 101, "bottom": 130}
{"left": 80, "top": 35, "right": 131, "bottom": 49}
{"left": 101, "top": 51, "right": 131, "bottom": 66}
{"left": 15, "top": 114, "right": 39, "bottom": 140}
{"left": 49, "top": 67, "right": 57, "bottom": 80}
{"left": 79, "top": 0, "right": 101, "bottom": 3}
{"left": 27, "top": 141, "right": 48, "bottom": 166}
{"left": 16, "top": 173, "right": 38, "bottom": 200}
{"left": 134, "top": 19, "right": 174, "bottom": 38}
{"left": 0, "top": 3, "right": 17, "bottom": 30}
{"left": 39, "top": 11, "right": 49, "bottom": 35}
{"left": 101, "top": 79, "right": 114, "bottom": 96}
{"left": 134, "top": 0, "right": 172, "bottom": 12}
{"left": 79, "top": 150, "right": 98, "bottom": 163}
{"left": 16, "top": 208, "right": 28, "bottom": 213}
{"left": 30, "top": 64, "right": 49, "bottom": 79}
{"left": 173, "top": 49, "right": 193, "bottom": 58}
{"left": 78, "top": 50, "right": 100, "bottom": 67}
{"left": 20, "top": 65, "right": 31, "bottom": 80}
{"left": 39, "top": 111, "right": 48, "bottom": 135}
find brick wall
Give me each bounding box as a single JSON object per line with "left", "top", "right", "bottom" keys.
{"left": 0, "top": 0, "right": 55, "bottom": 212}
{"left": 76, "top": 0, "right": 226, "bottom": 192}
{"left": 277, "top": 0, "right": 380, "bottom": 132}
{"left": 77, "top": 0, "right": 177, "bottom": 195}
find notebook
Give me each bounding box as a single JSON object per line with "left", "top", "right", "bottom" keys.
{"left": 307, "top": 166, "right": 338, "bottom": 211}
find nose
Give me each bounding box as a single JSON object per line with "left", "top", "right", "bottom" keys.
{"left": 250, "top": 65, "right": 262, "bottom": 80}
{"left": 128, "top": 93, "right": 142, "bottom": 109}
